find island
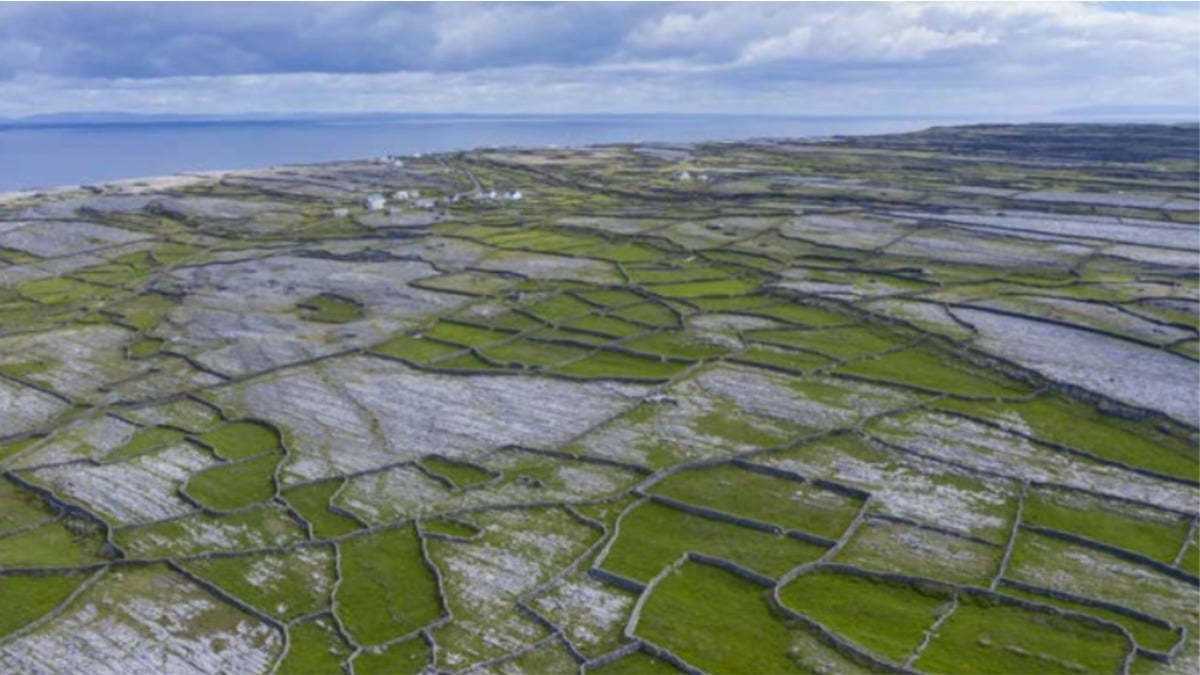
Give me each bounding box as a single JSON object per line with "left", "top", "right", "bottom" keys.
{"left": 0, "top": 123, "right": 1196, "bottom": 674}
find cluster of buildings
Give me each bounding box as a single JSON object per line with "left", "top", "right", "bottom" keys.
{"left": 675, "top": 170, "right": 711, "bottom": 183}
{"left": 357, "top": 188, "right": 524, "bottom": 213}
{"left": 342, "top": 153, "right": 525, "bottom": 215}
{"left": 480, "top": 189, "right": 523, "bottom": 201}
{"left": 362, "top": 190, "right": 437, "bottom": 212}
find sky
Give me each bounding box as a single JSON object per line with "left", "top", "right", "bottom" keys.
{"left": 0, "top": 1, "right": 1196, "bottom": 118}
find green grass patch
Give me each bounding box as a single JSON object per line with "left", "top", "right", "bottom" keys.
{"left": 837, "top": 347, "right": 1029, "bottom": 398}
{"left": 626, "top": 265, "right": 731, "bottom": 285}
{"left": 0, "top": 572, "right": 91, "bottom": 638}
{"left": 354, "top": 637, "right": 430, "bottom": 675}
{"left": 746, "top": 303, "right": 855, "bottom": 327}
{"left": 0, "top": 436, "right": 44, "bottom": 464}
{"left": 648, "top": 278, "right": 761, "bottom": 299}
{"left": 832, "top": 519, "right": 1001, "bottom": 586}
{"left": 17, "top": 277, "right": 107, "bottom": 305}
{"left": 419, "top": 456, "right": 494, "bottom": 488}
{"left": 424, "top": 320, "right": 513, "bottom": 347}
{"left": 999, "top": 585, "right": 1179, "bottom": 654}
{"left": 0, "top": 246, "right": 39, "bottom": 265}
{"left": 482, "top": 310, "right": 543, "bottom": 332}
{"left": 283, "top": 480, "right": 362, "bottom": 538}
{"left": 704, "top": 248, "right": 787, "bottom": 271}
{"left": 71, "top": 263, "right": 143, "bottom": 286}
{"left": 0, "top": 516, "right": 107, "bottom": 568}
{"left": 336, "top": 524, "right": 443, "bottom": 646}
{"left": 527, "top": 325, "right": 612, "bottom": 347}
{"left": 577, "top": 289, "right": 645, "bottom": 308}
{"left": 0, "top": 357, "right": 60, "bottom": 380}
{"left": 779, "top": 569, "right": 950, "bottom": 663}
{"left": 620, "top": 331, "right": 727, "bottom": 361}
{"left": 277, "top": 616, "right": 352, "bottom": 675}
{"left": 447, "top": 224, "right": 513, "bottom": 242}
{"left": 524, "top": 294, "right": 597, "bottom": 323}
{"left": 914, "top": 594, "right": 1130, "bottom": 674}
{"left": 587, "top": 650, "right": 681, "bottom": 674}
{"left": 690, "top": 403, "right": 796, "bottom": 448}
{"left": 127, "top": 337, "right": 163, "bottom": 359}
{"left": 747, "top": 325, "right": 904, "bottom": 360}
{"left": 422, "top": 518, "right": 479, "bottom": 539}
{"left": 563, "top": 313, "right": 644, "bottom": 337}
{"left": 297, "top": 294, "right": 363, "bottom": 323}
{"left": 651, "top": 464, "right": 859, "bottom": 538}
{"left": 601, "top": 501, "right": 826, "bottom": 583}
{"left": 371, "top": 334, "right": 465, "bottom": 363}
{"left": 435, "top": 352, "right": 500, "bottom": 372}
{"left": 1169, "top": 340, "right": 1199, "bottom": 360}
{"left": 635, "top": 560, "right": 807, "bottom": 674}
{"left": 0, "top": 479, "right": 55, "bottom": 531}
{"left": 479, "top": 338, "right": 590, "bottom": 367}
{"left": 934, "top": 393, "right": 1198, "bottom": 480}
{"left": 185, "top": 547, "right": 333, "bottom": 621}
{"left": 1182, "top": 540, "right": 1198, "bottom": 575}
{"left": 150, "top": 242, "right": 199, "bottom": 264}
{"left": 1023, "top": 488, "right": 1189, "bottom": 563}
{"left": 199, "top": 421, "right": 279, "bottom": 461}
{"left": 109, "top": 292, "right": 174, "bottom": 331}
{"left": 185, "top": 452, "right": 279, "bottom": 511}
{"left": 103, "top": 426, "right": 187, "bottom": 463}
{"left": 552, "top": 349, "right": 690, "bottom": 380}
{"left": 733, "top": 344, "right": 834, "bottom": 373}
{"left": 610, "top": 301, "right": 679, "bottom": 327}
{"left": 584, "top": 242, "right": 665, "bottom": 263}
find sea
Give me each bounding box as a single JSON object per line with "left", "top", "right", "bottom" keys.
{"left": 0, "top": 114, "right": 988, "bottom": 193}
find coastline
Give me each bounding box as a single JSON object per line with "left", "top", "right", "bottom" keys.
{"left": 4, "top": 119, "right": 1196, "bottom": 207}
{"left": 0, "top": 168, "right": 257, "bottom": 207}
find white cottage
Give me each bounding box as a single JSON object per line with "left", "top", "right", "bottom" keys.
{"left": 364, "top": 194, "right": 387, "bottom": 211}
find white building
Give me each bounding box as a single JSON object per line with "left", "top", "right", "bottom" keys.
{"left": 364, "top": 194, "right": 387, "bottom": 211}
{"left": 504, "top": 190, "right": 523, "bottom": 201}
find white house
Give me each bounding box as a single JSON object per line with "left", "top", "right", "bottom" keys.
{"left": 504, "top": 190, "right": 523, "bottom": 201}
{"left": 364, "top": 194, "right": 387, "bottom": 211}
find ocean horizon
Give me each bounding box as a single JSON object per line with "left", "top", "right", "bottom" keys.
{"left": 0, "top": 113, "right": 1022, "bottom": 193}
{"left": 4, "top": 112, "right": 1194, "bottom": 194}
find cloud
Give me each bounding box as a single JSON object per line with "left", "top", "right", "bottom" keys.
{"left": 0, "top": 2, "right": 1193, "bottom": 116}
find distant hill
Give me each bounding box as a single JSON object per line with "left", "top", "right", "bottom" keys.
{"left": 1050, "top": 104, "right": 1199, "bottom": 120}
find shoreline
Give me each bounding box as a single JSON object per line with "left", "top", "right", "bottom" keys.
{"left": 0, "top": 168, "right": 264, "bottom": 206}
{"left": 3, "top": 119, "right": 1196, "bottom": 206}
{"left": 0, "top": 115, "right": 967, "bottom": 199}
